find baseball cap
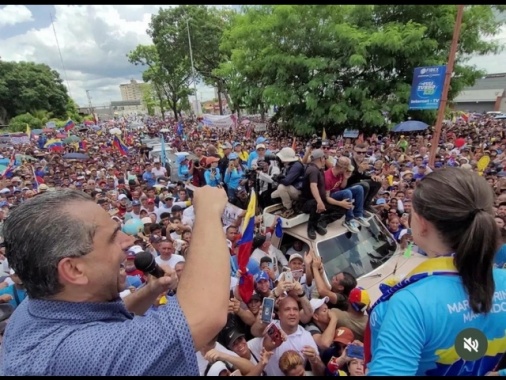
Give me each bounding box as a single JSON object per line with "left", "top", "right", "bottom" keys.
{"left": 348, "top": 287, "right": 371, "bottom": 312}
{"left": 207, "top": 361, "right": 229, "bottom": 377}
{"left": 132, "top": 200, "right": 141, "bottom": 206}
{"left": 311, "top": 149, "right": 325, "bottom": 160}
{"left": 118, "top": 194, "right": 128, "bottom": 201}
{"left": 310, "top": 296, "right": 329, "bottom": 313}
{"left": 255, "top": 271, "right": 270, "bottom": 283}
{"left": 126, "top": 253, "right": 136, "bottom": 260}
{"left": 127, "top": 245, "right": 143, "bottom": 255}
{"left": 289, "top": 253, "right": 304, "bottom": 263}
{"left": 225, "top": 329, "right": 245, "bottom": 350}
{"left": 376, "top": 198, "right": 386, "bottom": 205}
{"left": 333, "top": 327, "right": 355, "bottom": 345}
{"left": 141, "top": 217, "right": 152, "bottom": 225}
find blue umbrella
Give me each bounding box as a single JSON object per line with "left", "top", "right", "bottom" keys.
{"left": 31, "top": 129, "right": 43, "bottom": 135}
{"left": 62, "top": 153, "right": 89, "bottom": 160}
{"left": 393, "top": 120, "right": 429, "bottom": 133}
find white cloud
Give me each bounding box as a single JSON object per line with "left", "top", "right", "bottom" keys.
{"left": 467, "top": 24, "right": 506, "bottom": 75}
{"left": 0, "top": 5, "right": 216, "bottom": 108}
{"left": 0, "top": 5, "right": 34, "bottom": 27}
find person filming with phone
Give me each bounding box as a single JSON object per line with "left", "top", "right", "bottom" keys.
{"left": 324, "top": 157, "right": 370, "bottom": 234}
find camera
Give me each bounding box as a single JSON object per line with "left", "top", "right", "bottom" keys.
{"left": 311, "top": 135, "right": 322, "bottom": 149}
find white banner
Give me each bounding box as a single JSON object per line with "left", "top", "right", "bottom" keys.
{"left": 253, "top": 123, "right": 267, "bottom": 132}
{"left": 202, "top": 114, "right": 235, "bottom": 129}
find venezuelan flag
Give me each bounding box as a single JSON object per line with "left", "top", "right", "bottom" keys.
{"left": 235, "top": 189, "right": 257, "bottom": 303}
{"left": 64, "top": 119, "right": 75, "bottom": 132}
{"left": 113, "top": 136, "right": 128, "bottom": 156}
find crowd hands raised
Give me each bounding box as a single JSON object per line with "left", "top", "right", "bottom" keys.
{"left": 0, "top": 112, "right": 505, "bottom": 375}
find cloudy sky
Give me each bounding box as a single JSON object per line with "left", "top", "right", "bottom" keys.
{"left": 1, "top": 5, "right": 505, "bottom": 108}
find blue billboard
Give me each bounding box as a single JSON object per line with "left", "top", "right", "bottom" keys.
{"left": 408, "top": 65, "right": 447, "bottom": 110}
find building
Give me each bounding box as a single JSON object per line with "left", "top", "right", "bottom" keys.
{"left": 111, "top": 100, "right": 146, "bottom": 116}
{"left": 119, "top": 79, "right": 147, "bottom": 102}
{"left": 452, "top": 73, "right": 506, "bottom": 113}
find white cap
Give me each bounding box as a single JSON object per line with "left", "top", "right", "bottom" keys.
{"left": 141, "top": 217, "right": 152, "bottom": 225}
{"left": 127, "top": 245, "right": 143, "bottom": 255}
{"left": 118, "top": 194, "right": 127, "bottom": 200}
{"left": 310, "top": 296, "right": 329, "bottom": 313}
{"left": 288, "top": 253, "right": 303, "bottom": 263}
{"left": 207, "top": 361, "right": 229, "bottom": 376}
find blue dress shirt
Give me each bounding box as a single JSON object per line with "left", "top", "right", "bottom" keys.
{"left": 0, "top": 296, "right": 198, "bottom": 376}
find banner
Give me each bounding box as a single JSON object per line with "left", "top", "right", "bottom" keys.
{"left": 253, "top": 123, "right": 267, "bottom": 132}
{"left": 408, "top": 65, "right": 446, "bottom": 110}
{"left": 202, "top": 114, "right": 235, "bottom": 129}
{"left": 343, "top": 129, "right": 359, "bottom": 138}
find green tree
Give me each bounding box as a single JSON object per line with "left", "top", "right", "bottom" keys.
{"left": 0, "top": 61, "right": 71, "bottom": 124}
{"left": 8, "top": 113, "right": 43, "bottom": 132}
{"left": 220, "top": 5, "right": 505, "bottom": 135}
{"left": 166, "top": 5, "right": 236, "bottom": 115}
{"left": 147, "top": 8, "right": 198, "bottom": 120}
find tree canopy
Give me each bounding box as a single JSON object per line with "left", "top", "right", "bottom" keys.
{"left": 215, "top": 5, "right": 506, "bottom": 135}
{"left": 0, "top": 61, "right": 72, "bottom": 126}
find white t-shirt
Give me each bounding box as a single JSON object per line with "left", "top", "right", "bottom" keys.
{"left": 182, "top": 206, "right": 195, "bottom": 228}
{"left": 151, "top": 166, "right": 167, "bottom": 178}
{"left": 248, "top": 321, "right": 318, "bottom": 376}
{"left": 196, "top": 342, "right": 239, "bottom": 376}
{"left": 155, "top": 254, "right": 185, "bottom": 269}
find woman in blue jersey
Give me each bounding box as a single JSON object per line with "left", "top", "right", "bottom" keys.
{"left": 365, "top": 167, "right": 506, "bottom": 376}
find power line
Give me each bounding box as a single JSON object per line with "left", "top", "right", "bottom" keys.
{"left": 49, "top": 11, "right": 73, "bottom": 100}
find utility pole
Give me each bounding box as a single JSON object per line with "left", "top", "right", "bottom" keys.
{"left": 429, "top": 5, "right": 465, "bottom": 167}
{"left": 185, "top": 17, "right": 199, "bottom": 116}
{"left": 86, "top": 90, "right": 94, "bottom": 115}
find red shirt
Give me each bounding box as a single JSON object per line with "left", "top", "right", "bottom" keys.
{"left": 324, "top": 168, "right": 344, "bottom": 195}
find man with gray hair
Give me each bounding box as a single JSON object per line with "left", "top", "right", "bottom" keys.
{"left": 300, "top": 149, "right": 346, "bottom": 240}
{"left": 324, "top": 156, "right": 370, "bottom": 234}
{"left": 1, "top": 186, "right": 231, "bottom": 376}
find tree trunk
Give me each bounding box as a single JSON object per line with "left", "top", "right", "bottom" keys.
{"left": 172, "top": 100, "right": 179, "bottom": 121}
{"left": 217, "top": 82, "right": 224, "bottom": 115}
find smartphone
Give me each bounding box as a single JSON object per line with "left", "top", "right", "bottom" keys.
{"left": 261, "top": 297, "right": 275, "bottom": 324}
{"left": 291, "top": 269, "right": 303, "bottom": 280}
{"left": 347, "top": 345, "right": 364, "bottom": 360}
{"left": 284, "top": 270, "right": 294, "bottom": 283}
{"left": 266, "top": 323, "right": 283, "bottom": 346}
{"left": 267, "top": 262, "right": 274, "bottom": 270}
{"left": 402, "top": 213, "right": 409, "bottom": 218}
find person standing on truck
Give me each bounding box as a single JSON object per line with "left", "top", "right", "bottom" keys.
{"left": 299, "top": 149, "right": 346, "bottom": 240}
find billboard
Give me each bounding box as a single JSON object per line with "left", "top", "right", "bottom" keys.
{"left": 408, "top": 65, "right": 447, "bottom": 110}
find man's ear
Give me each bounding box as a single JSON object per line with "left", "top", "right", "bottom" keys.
{"left": 57, "top": 257, "right": 89, "bottom": 286}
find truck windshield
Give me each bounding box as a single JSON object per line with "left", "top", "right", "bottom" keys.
{"left": 317, "top": 217, "right": 397, "bottom": 279}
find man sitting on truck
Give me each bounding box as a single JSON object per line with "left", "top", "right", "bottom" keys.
{"left": 299, "top": 149, "right": 346, "bottom": 240}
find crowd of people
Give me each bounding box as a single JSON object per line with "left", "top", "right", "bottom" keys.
{"left": 0, "top": 112, "right": 505, "bottom": 376}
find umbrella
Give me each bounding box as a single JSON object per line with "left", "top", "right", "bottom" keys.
{"left": 109, "top": 128, "right": 122, "bottom": 135}
{"left": 241, "top": 119, "right": 251, "bottom": 125}
{"left": 31, "top": 129, "right": 43, "bottom": 135}
{"left": 15, "top": 154, "right": 36, "bottom": 162}
{"left": 62, "top": 153, "right": 89, "bottom": 160}
{"left": 392, "top": 120, "right": 429, "bottom": 133}
{"left": 160, "top": 128, "right": 170, "bottom": 133}
{"left": 63, "top": 136, "right": 81, "bottom": 144}
{"left": 91, "top": 125, "right": 101, "bottom": 131}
